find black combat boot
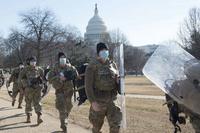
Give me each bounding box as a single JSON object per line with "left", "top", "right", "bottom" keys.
{"left": 18, "top": 103, "right": 22, "bottom": 109}
{"left": 92, "top": 129, "right": 102, "bottom": 133}
{"left": 60, "top": 119, "right": 67, "bottom": 133}
{"left": 12, "top": 100, "right": 15, "bottom": 107}
{"left": 110, "top": 127, "right": 120, "bottom": 133}
{"left": 37, "top": 112, "right": 43, "bottom": 125}
{"left": 26, "top": 113, "right": 31, "bottom": 123}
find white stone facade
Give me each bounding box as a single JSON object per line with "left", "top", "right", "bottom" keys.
{"left": 84, "top": 4, "right": 110, "bottom": 45}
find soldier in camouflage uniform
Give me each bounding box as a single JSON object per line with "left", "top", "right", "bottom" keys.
{"left": 76, "top": 63, "right": 88, "bottom": 106}
{"left": 0, "top": 69, "right": 3, "bottom": 77}
{"left": 189, "top": 113, "right": 200, "bottom": 133}
{"left": 19, "top": 56, "right": 44, "bottom": 125}
{"left": 183, "top": 61, "right": 200, "bottom": 133}
{"left": 85, "top": 42, "right": 122, "bottom": 133}
{"left": 48, "top": 52, "right": 79, "bottom": 133}
{"left": 165, "top": 94, "right": 200, "bottom": 133}
{"left": 165, "top": 60, "right": 200, "bottom": 133}
{"left": 0, "top": 69, "right": 4, "bottom": 88}
{"left": 6, "top": 63, "right": 24, "bottom": 108}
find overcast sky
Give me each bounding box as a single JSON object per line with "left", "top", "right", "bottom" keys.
{"left": 0, "top": 0, "right": 200, "bottom": 46}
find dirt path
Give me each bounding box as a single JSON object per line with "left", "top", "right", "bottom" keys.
{"left": 0, "top": 97, "right": 91, "bottom": 133}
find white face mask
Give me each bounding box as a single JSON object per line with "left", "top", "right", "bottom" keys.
{"left": 99, "top": 50, "right": 109, "bottom": 61}
{"left": 59, "top": 58, "right": 66, "bottom": 65}
{"left": 19, "top": 65, "right": 24, "bottom": 69}
{"left": 30, "top": 61, "right": 36, "bottom": 66}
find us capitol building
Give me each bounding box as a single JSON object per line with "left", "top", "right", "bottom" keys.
{"left": 84, "top": 4, "right": 110, "bottom": 45}
{"left": 40, "top": 4, "right": 110, "bottom": 66}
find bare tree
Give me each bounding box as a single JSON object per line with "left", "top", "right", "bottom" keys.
{"left": 19, "top": 8, "right": 66, "bottom": 65}
{"left": 109, "top": 28, "right": 147, "bottom": 75}
{"left": 37, "top": 25, "right": 84, "bottom": 66}
{"left": 63, "top": 39, "right": 89, "bottom": 66}
{"left": 64, "top": 25, "right": 82, "bottom": 41}
{"left": 4, "top": 29, "right": 25, "bottom": 62}
{"left": 124, "top": 45, "right": 146, "bottom": 76}
{"left": 109, "top": 28, "right": 129, "bottom": 45}
{"left": 108, "top": 28, "right": 130, "bottom": 60}
{"left": 0, "top": 37, "right": 5, "bottom": 67}
{"left": 179, "top": 7, "right": 200, "bottom": 59}
{"left": 2, "top": 8, "right": 84, "bottom": 67}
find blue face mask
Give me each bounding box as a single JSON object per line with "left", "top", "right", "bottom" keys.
{"left": 30, "top": 61, "right": 36, "bottom": 66}
{"left": 99, "top": 50, "right": 109, "bottom": 61}
{"left": 59, "top": 58, "right": 66, "bottom": 65}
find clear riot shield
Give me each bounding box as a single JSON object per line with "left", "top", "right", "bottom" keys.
{"left": 113, "top": 44, "right": 127, "bottom": 130}
{"left": 143, "top": 43, "right": 200, "bottom": 115}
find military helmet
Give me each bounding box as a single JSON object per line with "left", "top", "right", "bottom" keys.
{"left": 29, "top": 56, "right": 37, "bottom": 62}
{"left": 96, "top": 42, "right": 109, "bottom": 54}
{"left": 184, "top": 59, "right": 200, "bottom": 82}
{"left": 58, "top": 52, "right": 70, "bottom": 63}
{"left": 58, "top": 52, "right": 66, "bottom": 59}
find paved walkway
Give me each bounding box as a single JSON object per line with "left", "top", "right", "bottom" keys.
{"left": 0, "top": 97, "right": 91, "bottom": 133}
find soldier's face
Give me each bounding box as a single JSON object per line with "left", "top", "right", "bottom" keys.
{"left": 99, "top": 49, "right": 109, "bottom": 61}
{"left": 30, "top": 61, "right": 37, "bottom": 66}
{"left": 19, "top": 65, "right": 24, "bottom": 69}
{"left": 59, "top": 57, "right": 66, "bottom": 66}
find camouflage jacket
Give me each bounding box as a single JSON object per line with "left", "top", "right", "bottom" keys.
{"left": 19, "top": 66, "right": 44, "bottom": 89}
{"left": 0, "top": 69, "right": 4, "bottom": 78}
{"left": 48, "top": 63, "right": 79, "bottom": 92}
{"left": 8, "top": 68, "right": 22, "bottom": 84}
{"left": 85, "top": 58, "right": 119, "bottom": 103}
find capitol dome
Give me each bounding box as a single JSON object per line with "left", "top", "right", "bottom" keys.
{"left": 84, "top": 4, "right": 110, "bottom": 44}
{"left": 86, "top": 5, "right": 107, "bottom": 34}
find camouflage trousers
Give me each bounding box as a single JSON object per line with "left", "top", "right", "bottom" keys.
{"left": 12, "top": 83, "right": 24, "bottom": 104}
{"left": 89, "top": 101, "right": 122, "bottom": 133}
{"left": 190, "top": 114, "right": 200, "bottom": 133}
{"left": 0, "top": 76, "right": 4, "bottom": 87}
{"left": 24, "top": 87, "right": 42, "bottom": 114}
{"left": 55, "top": 89, "right": 73, "bottom": 122}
